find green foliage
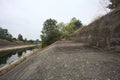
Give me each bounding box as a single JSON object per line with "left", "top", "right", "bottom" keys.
{"left": 0, "top": 27, "right": 34, "bottom": 43}
{"left": 23, "top": 38, "right": 27, "bottom": 42}
{"left": 28, "top": 40, "right": 34, "bottom": 43}
{"left": 41, "top": 18, "right": 61, "bottom": 47}
{"left": 0, "top": 27, "right": 8, "bottom": 39}
{"left": 40, "top": 17, "right": 82, "bottom": 47}
{"left": 58, "top": 17, "right": 82, "bottom": 37}
{"left": 6, "top": 34, "right": 13, "bottom": 41}
{"left": 57, "top": 22, "right": 68, "bottom": 38}
{"left": 13, "top": 38, "right": 17, "bottom": 41}
{"left": 18, "top": 34, "right": 23, "bottom": 41}
{"left": 108, "top": 0, "right": 120, "bottom": 9}
{"left": 0, "top": 27, "right": 13, "bottom": 41}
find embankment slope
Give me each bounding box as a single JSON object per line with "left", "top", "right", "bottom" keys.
{"left": 0, "top": 41, "right": 120, "bottom": 80}
{"left": 69, "top": 10, "right": 120, "bottom": 52}
{"left": 0, "top": 39, "right": 32, "bottom": 48}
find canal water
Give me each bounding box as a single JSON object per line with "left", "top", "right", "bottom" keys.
{"left": 0, "top": 47, "right": 36, "bottom": 68}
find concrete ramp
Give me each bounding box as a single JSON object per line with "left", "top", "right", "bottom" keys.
{"left": 0, "top": 41, "right": 120, "bottom": 80}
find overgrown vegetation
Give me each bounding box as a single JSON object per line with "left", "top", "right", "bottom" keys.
{"left": 41, "top": 17, "right": 82, "bottom": 47}
{"left": 108, "top": 0, "right": 120, "bottom": 9}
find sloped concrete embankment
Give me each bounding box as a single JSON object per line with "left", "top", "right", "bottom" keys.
{"left": 0, "top": 41, "right": 120, "bottom": 80}
{"left": 70, "top": 10, "right": 120, "bottom": 52}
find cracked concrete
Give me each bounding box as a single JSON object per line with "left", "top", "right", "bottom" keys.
{"left": 0, "top": 41, "right": 120, "bottom": 80}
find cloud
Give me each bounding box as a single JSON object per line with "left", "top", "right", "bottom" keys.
{"left": 0, "top": 0, "right": 110, "bottom": 40}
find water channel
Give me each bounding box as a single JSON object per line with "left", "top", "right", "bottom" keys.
{"left": 0, "top": 47, "right": 37, "bottom": 68}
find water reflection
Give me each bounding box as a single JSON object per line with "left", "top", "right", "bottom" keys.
{"left": 0, "top": 47, "right": 36, "bottom": 68}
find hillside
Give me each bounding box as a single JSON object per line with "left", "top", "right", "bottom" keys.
{"left": 69, "top": 10, "right": 120, "bottom": 52}
{"left": 0, "top": 39, "right": 14, "bottom": 47}
{"left": 0, "top": 39, "right": 32, "bottom": 48}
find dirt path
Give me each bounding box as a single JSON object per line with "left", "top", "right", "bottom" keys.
{"left": 0, "top": 41, "right": 120, "bottom": 80}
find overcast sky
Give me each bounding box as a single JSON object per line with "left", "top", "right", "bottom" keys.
{"left": 0, "top": 0, "right": 110, "bottom": 40}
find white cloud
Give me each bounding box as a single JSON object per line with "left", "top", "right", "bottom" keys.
{"left": 0, "top": 0, "right": 110, "bottom": 39}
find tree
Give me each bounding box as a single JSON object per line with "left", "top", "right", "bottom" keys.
{"left": 0, "top": 27, "right": 13, "bottom": 41}
{"left": 18, "top": 34, "right": 23, "bottom": 41}
{"left": 57, "top": 22, "right": 67, "bottom": 38}
{"left": 13, "top": 38, "right": 17, "bottom": 41}
{"left": 65, "top": 17, "right": 82, "bottom": 34}
{"left": 0, "top": 27, "right": 8, "bottom": 39}
{"left": 6, "top": 34, "right": 13, "bottom": 41}
{"left": 24, "top": 38, "right": 27, "bottom": 42}
{"left": 108, "top": 0, "right": 120, "bottom": 9}
{"left": 29, "top": 40, "right": 34, "bottom": 43}
{"left": 41, "top": 18, "right": 61, "bottom": 47}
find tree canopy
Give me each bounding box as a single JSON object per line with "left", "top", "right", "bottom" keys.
{"left": 41, "top": 18, "right": 61, "bottom": 47}
{"left": 65, "top": 17, "right": 82, "bottom": 34}
{"left": 41, "top": 17, "right": 82, "bottom": 47}
{"left": 0, "top": 27, "right": 13, "bottom": 41}
{"left": 18, "top": 34, "right": 23, "bottom": 41}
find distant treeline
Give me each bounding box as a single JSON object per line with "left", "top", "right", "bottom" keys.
{"left": 0, "top": 27, "right": 40, "bottom": 43}
{"left": 0, "top": 27, "right": 12, "bottom": 41}
{"left": 40, "top": 17, "right": 82, "bottom": 47}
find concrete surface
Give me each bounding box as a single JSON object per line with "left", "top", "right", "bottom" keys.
{"left": 0, "top": 45, "right": 36, "bottom": 52}
{"left": 0, "top": 41, "right": 120, "bottom": 80}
